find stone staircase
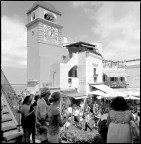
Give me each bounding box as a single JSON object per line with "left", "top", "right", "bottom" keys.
{"left": 1, "top": 95, "right": 23, "bottom": 143}
{"left": 1, "top": 69, "right": 23, "bottom": 143}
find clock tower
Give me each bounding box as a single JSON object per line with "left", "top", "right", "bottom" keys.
{"left": 26, "top": 1, "right": 68, "bottom": 89}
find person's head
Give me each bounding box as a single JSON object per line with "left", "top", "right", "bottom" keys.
{"left": 40, "top": 87, "right": 51, "bottom": 103}
{"left": 110, "top": 96, "right": 128, "bottom": 111}
{"left": 49, "top": 92, "right": 61, "bottom": 105}
{"left": 34, "top": 95, "right": 39, "bottom": 102}
{"left": 22, "top": 95, "right": 32, "bottom": 105}
{"left": 138, "top": 111, "right": 140, "bottom": 117}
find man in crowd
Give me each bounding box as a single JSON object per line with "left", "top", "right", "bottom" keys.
{"left": 36, "top": 87, "right": 51, "bottom": 143}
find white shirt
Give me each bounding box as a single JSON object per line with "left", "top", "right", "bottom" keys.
{"left": 74, "top": 109, "right": 79, "bottom": 116}
{"left": 85, "top": 114, "right": 91, "bottom": 123}
{"left": 100, "top": 113, "right": 108, "bottom": 121}
{"left": 68, "top": 107, "right": 72, "bottom": 114}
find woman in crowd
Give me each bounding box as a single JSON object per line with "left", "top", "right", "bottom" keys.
{"left": 29, "top": 95, "right": 40, "bottom": 143}
{"left": 36, "top": 87, "right": 51, "bottom": 143}
{"left": 47, "top": 92, "right": 71, "bottom": 143}
{"left": 97, "top": 108, "right": 109, "bottom": 143}
{"left": 21, "top": 95, "right": 35, "bottom": 143}
{"left": 106, "top": 96, "right": 134, "bottom": 143}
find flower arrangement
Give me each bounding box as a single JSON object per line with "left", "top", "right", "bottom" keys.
{"left": 60, "top": 129, "right": 103, "bottom": 143}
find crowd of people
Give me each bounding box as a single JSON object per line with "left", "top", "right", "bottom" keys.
{"left": 19, "top": 87, "right": 140, "bottom": 143}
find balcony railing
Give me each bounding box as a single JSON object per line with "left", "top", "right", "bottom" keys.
{"left": 104, "top": 81, "right": 129, "bottom": 88}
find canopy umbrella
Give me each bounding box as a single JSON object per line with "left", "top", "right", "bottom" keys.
{"left": 125, "top": 95, "right": 140, "bottom": 100}
{"left": 102, "top": 90, "right": 128, "bottom": 99}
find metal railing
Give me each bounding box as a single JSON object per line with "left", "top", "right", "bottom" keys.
{"left": 104, "top": 81, "right": 128, "bottom": 88}
{"left": 1, "top": 69, "right": 20, "bottom": 125}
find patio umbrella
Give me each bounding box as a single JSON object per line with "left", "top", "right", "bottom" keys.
{"left": 102, "top": 90, "right": 128, "bottom": 99}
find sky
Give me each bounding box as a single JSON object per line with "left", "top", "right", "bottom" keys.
{"left": 1, "top": 1, "right": 140, "bottom": 84}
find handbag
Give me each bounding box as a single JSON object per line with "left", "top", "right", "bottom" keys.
{"left": 130, "top": 120, "right": 140, "bottom": 141}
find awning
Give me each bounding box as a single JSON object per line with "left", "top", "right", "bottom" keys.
{"left": 102, "top": 90, "right": 128, "bottom": 99}
{"left": 104, "top": 72, "right": 129, "bottom": 77}
{"left": 88, "top": 90, "right": 105, "bottom": 95}
{"left": 61, "top": 91, "right": 87, "bottom": 99}
{"left": 125, "top": 95, "right": 140, "bottom": 100}
{"left": 75, "top": 96, "right": 88, "bottom": 99}
{"left": 91, "top": 84, "right": 114, "bottom": 93}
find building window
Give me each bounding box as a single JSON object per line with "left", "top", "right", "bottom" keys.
{"left": 44, "top": 13, "right": 55, "bottom": 22}
{"left": 93, "top": 68, "right": 97, "bottom": 82}
{"left": 31, "top": 12, "right": 35, "bottom": 21}
{"left": 103, "top": 74, "right": 106, "bottom": 82}
{"left": 120, "top": 77, "right": 125, "bottom": 81}
{"left": 68, "top": 78, "right": 72, "bottom": 83}
{"left": 94, "top": 77, "right": 97, "bottom": 82}
{"left": 75, "top": 70, "right": 77, "bottom": 77}
{"left": 111, "top": 77, "right": 115, "bottom": 81}
{"left": 94, "top": 68, "right": 96, "bottom": 75}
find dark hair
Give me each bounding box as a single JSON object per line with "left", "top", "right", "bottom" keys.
{"left": 22, "top": 96, "right": 31, "bottom": 105}
{"left": 40, "top": 87, "right": 51, "bottom": 98}
{"left": 110, "top": 96, "right": 128, "bottom": 111}
{"left": 49, "top": 92, "right": 61, "bottom": 103}
{"left": 34, "top": 95, "right": 39, "bottom": 101}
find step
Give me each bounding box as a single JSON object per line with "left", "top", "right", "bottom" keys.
{"left": 2, "top": 117, "right": 12, "bottom": 123}
{"left": 2, "top": 106, "right": 9, "bottom": 111}
{"left": 2, "top": 125, "right": 17, "bottom": 133}
{"left": 6, "top": 132, "right": 23, "bottom": 142}
{"left": 2, "top": 112, "right": 10, "bottom": 119}
{"left": 2, "top": 119, "right": 15, "bottom": 128}
{"left": 2, "top": 111, "right": 9, "bottom": 114}
{"left": 3, "top": 127, "right": 23, "bottom": 138}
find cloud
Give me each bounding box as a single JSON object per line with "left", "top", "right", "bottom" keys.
{"left": 2, "top": 15, "right": 27, "bottom": 68}
{"left": 72, "top": 2, "right": 140, "bottom": 60}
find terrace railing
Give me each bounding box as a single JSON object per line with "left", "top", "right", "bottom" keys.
{"left": 104, "top": 81, "right": 129, "bottom": 88}
{"left": 1, "top": 69, "right": 20, "bottom": 125}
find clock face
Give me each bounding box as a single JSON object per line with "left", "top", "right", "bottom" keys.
{"left": 43, "top": 25, "right": 58, "bottom": 44}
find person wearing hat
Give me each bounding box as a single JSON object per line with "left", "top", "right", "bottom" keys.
{"left": 36, "top": 87, "right": 51, "bottom": 143}
{"left": 47, "top": 92, "right": 71, "bottom": 143}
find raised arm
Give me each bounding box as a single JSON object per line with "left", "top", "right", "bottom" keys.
{"left": 57, "top": 113, "right": 71, "bottom": 127}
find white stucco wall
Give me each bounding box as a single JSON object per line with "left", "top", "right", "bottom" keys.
{"left": 27, "top": 23, "right": 40, "bottom": 83}
{"left": 60, "top": 63, "right": 68, "bottom": 89}
{"left": 86, "top": 53, "right": 103, "bottom": 94}
{"left": 77, "top": 52, "right": 86, "bottom": 94}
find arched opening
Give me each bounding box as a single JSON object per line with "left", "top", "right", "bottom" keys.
{"left": 68, "top": 65, "right": 78, "bottom": 78}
